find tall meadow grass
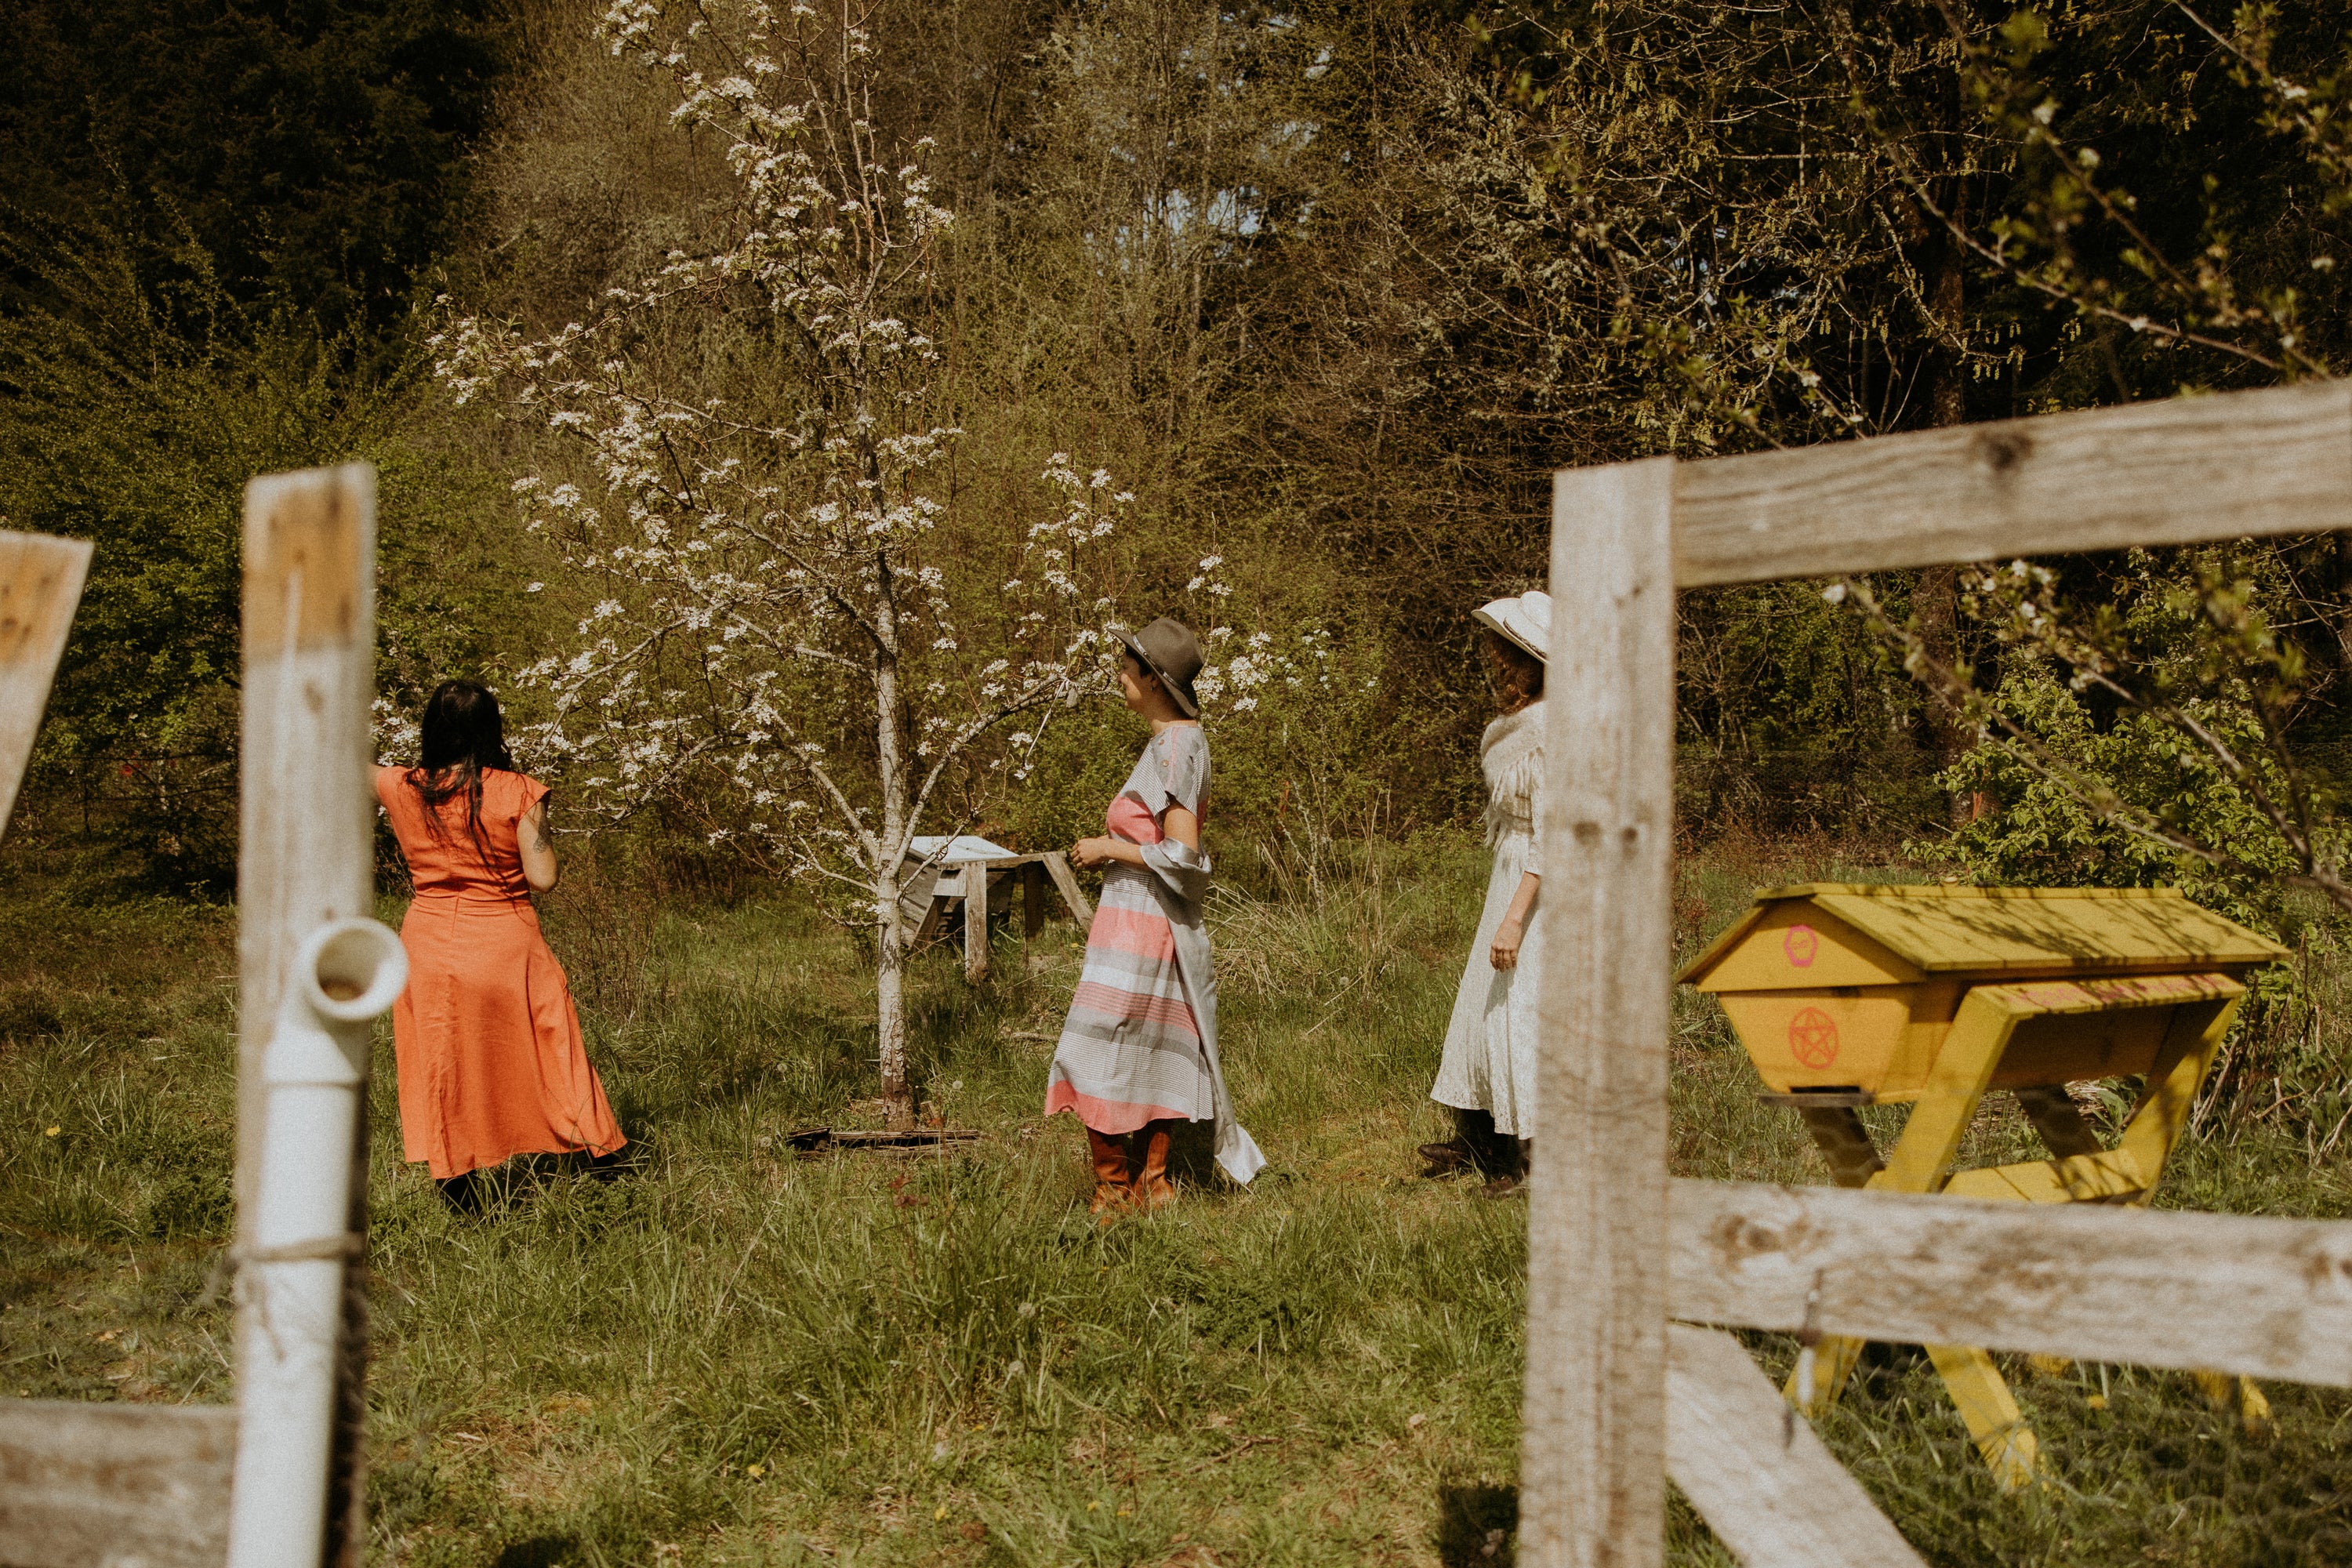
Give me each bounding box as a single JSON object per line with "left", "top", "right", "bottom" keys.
{"left": 2, "top": 836, "right": 2350, "bottom": 1563}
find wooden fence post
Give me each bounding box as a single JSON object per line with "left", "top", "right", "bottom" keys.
{"left": 0, "top": 532, "right": 250, "bottom": 1568}
{"left": 237, "top": 464, "right": 378, "bottom": 1568}
{"left": 1523, "top": 457, "right": 1679, "bottom": 1568}
{"left": 1523, "top": 382, "right": 2352, "bottom": 1559}
{"left": 0, "top": 531, "right": 93, "bottom": 838}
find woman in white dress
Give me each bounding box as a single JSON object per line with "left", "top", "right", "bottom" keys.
{"left": 1423, "top": 591, "right": 1549, "bottom": 1196}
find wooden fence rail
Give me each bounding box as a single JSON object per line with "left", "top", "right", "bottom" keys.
{"left": 1663, "top": 1325, "right": 1924, "bottom": 1568}
{"left": 1669, "top": 1178, "right": 2352, "bottom": 1386}
{"left": 1671, "top": 379, "right": 2352, "bottom": 587}
{"left": 0, "top": 1403, "right": 234, "bottom": 1568}
{"left": 1533, "top": 378, "right": 2352, "bottom": 1568}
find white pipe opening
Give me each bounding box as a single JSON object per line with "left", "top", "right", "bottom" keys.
{"left": 227, "top": 916, "right": 407, "bottom": 1568}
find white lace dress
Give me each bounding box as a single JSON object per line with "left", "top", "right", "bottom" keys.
{"left": 1429, "top": 701, "right": 1544, "bottom": 1138}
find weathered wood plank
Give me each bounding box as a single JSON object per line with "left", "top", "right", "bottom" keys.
{"left": 1523, "top": 457, "right": 1678, "bottom": 1568}
{"left": 1670, "top": 1178, "right": 2352, "bottom": 1385}
{"left": 1042, "top": 851, "right": 1093, "bottom": 927}
{"left": 964, "top": 858, "right": 990, "bottom": 982}
{"left": 1663, "top": 1325, "right": 1922, "bottom": 1568}
{"left": 0, "top": 1400, "right": 234, "bottom": 1568}
{"left": 1022, "top": 862, "right": 1045, "bottom": 939}
{"left": 237, "top": 464, "right": 379, "bottom": 1568}
{"left": 0, "top": 532, "right": 93, "bottom": 839}
{"left": 896, "top": 862, "right": 940, "bottom": 931}
{"left": 1672, "top": 380, "right": 2352, "bottom": 587}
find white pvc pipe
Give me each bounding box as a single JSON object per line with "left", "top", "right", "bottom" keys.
{"left": 227, "top": 916, "right": 408, "bottom": 1568}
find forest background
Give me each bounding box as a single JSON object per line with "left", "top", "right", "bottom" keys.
{"left": 9, "top": 0, "right": 2352, "bottom": 920}
{"left": 16, "top": 3, "right": 2352, "bottom": 1560}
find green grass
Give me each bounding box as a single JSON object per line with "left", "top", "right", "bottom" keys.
{"left": 3, "top": 833, "right": 2351, "bottom": 1564}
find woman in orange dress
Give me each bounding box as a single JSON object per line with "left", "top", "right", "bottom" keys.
{"left": 375, "top": 681, "right": 626, "bottom": 1212}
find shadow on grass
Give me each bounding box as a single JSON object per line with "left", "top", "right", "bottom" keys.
{"left": 493, "top": 1537, "right": 583, "bottom": 1568}
{"left": 1167, "top": 1116, "right": 1219, "bottom": 1185}
{"left": 1436, "top": 1479, "right": 1518, "bottom": 1566}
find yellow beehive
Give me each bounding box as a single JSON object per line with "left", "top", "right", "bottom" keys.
{"left": 1678, "top": 884, "right": 2287, "bottom": 1099}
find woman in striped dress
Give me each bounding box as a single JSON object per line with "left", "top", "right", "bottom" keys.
{"left": 1046, "top": 617, "right": 1265, "bottom": 1215}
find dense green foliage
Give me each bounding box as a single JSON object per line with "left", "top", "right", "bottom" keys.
{"left": 0, "top": 0, "right": 533, "bottom": 891}
{"left": 13, "top": 0, "right": 2352, "bottom": 893}
{"left": 13, "top": 6, "right": 2352, "bottom": 1561}
{"left": 0, "top": 0, "right": 516, "bottom": 336}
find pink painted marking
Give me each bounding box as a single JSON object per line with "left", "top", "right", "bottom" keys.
{"left": 1782, "top": 924, "right": 1819, "bottom": 969}
{"left": 1788, "top": 1006, "right": 1840, "bottom": 1068}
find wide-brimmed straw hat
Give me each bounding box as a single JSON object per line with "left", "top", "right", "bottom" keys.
{"left": 1472, "top": 590, "right": 1552, "bottom": 664}
{"left": 1115, "top": 617, "right": 1203, "bottom": 717}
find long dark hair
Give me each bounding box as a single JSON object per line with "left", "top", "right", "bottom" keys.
{"left": 1483, "top": 630, "right": 1545, "bottom": 713}
{"left": 408, "top": 681, "right": 517, "bottom": 855}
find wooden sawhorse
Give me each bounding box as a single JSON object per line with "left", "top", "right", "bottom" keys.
{"left": 898, "top": 838, "right": 1094, "bottom": 982}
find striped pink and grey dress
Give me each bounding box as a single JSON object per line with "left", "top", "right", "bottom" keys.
{"left": 1045, "top": 725, "right": 1264, "bottom": 1184}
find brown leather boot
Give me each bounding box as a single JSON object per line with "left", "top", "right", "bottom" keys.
{"left": 1087, "top": 1127, "right": 1132, "bottom": 1220}
{"left": 1135, "top": 1120, "right": 1177, "bottom": 1210}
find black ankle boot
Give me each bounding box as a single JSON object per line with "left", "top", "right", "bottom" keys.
{"left": 1417, "top": 1140, "right": 1473, "bottom": 1176}
{"left": 437, "top": 1171, "right": 482, "bottom": 1214}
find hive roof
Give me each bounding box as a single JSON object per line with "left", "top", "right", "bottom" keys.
{"left": 1677, "top": 883, "right": 2288, "bottom": 986}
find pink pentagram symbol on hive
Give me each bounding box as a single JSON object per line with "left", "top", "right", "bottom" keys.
{"left": 1782, "top": 924, "right": 1819, "bottom": 968}
{"left": 1788, "top": 1006, "right": 1841, "bottom": 1069}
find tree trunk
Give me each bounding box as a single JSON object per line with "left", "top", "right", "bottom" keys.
{"left": 1915, "top": 559, "right": 1967, "bottom": 820}
{"left": 874, "top": 871, "right": 912, "bottom": 1131}
{"left": 871, "top": 554, "right": 915, "bottom": 1130}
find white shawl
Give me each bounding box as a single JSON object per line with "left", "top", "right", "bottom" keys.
{"left": 1479, "top": 701, "right": 1544, "bottom": 873}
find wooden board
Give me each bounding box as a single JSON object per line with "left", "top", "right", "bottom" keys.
{"left": 1523, "top": 456, "right": 1678, "bottom": 1568}
{"left": 897, "top": 862, "right": 940, "bottom": 931}
{"left": 1669, "top": 1179, "right": 2352, "bottom": 1385}
{"left": 902, "top": 853, "right": 1093, "bottom": 958}
{"left": 1663, "top": 1325, "right": 1923, "bottom": 1568}
{"left": 964, "top": 859, "right": 991, "bottom": 982}
{"left": 0, "top": 532, "right": 93, "bottom": 839}
{"left": 1715, "top": 987, "right": 1951, "bottom": 1096}
{"left": 0, "top": 1400, "right": 234, "bottom": 1568}
{"left": 1671, "top": 379, "right": 2352, "bottom": 586}
{"left": 1042, "top": 851, "right": 1093, "bottom": 927}
{"left": 237, "top": 463, "right": 379, "bottom": 1568}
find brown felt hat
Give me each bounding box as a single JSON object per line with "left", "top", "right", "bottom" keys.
{"left": 1115, "top": 617, "right": 1203, "bottom": 717}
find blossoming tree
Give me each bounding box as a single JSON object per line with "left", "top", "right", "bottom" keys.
{"left": 433, "top": 0, "right": 1136, "bottom": 1127}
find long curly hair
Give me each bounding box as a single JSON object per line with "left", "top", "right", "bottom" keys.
{"left": 407, "top": 681, "right": 518, "bottom": 858}
{"left": 1483, "top": 630, "right": 1545, "bottom": 713}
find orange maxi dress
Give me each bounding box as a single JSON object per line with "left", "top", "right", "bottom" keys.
{"left": 375, "top": 766, "right": 626, "bottom": 1179}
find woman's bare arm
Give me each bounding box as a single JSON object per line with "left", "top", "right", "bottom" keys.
{"left": 520, "top": 799, "right": 560, "bottom": 893}
{"left": 1490, "top": 872, "right": 1541, "bottom": 970}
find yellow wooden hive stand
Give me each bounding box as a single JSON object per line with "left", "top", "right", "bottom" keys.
{"left": 1679, "top": 883, "right": 2288, "bottom": 1488}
